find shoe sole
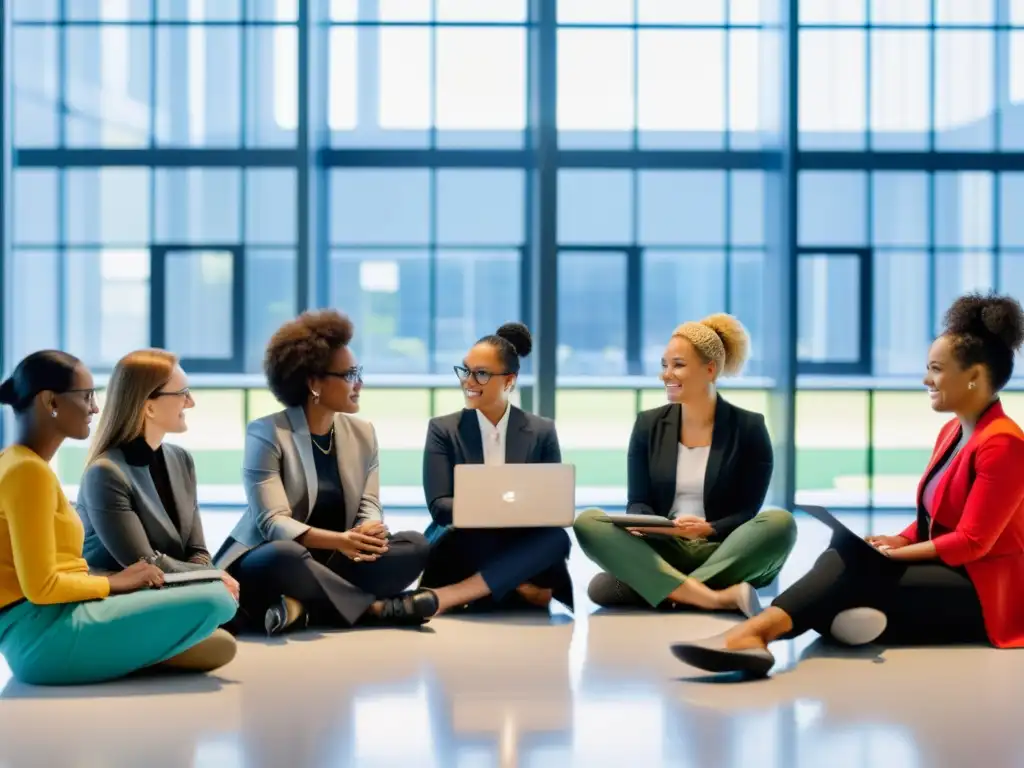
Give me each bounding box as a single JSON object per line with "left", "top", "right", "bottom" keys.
{"left": 670, "top": 642, "right": 774, "bottom": 677}
{"left": 736, "top": 585, "right": 762, "bottom": 619}
{"left": 160, "top": 629, "right": 237, "bottom": 672}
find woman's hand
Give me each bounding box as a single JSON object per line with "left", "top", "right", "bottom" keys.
{"left": 865, "top": 535, "right": 911, "bottom": 552}
{"left": 338, "top": 530, "right": 390, "bottom": 563}
{"left": 220, "top": 571, "right": 240, "bottom": 601}
{"left": 673, "top": 516, "right": 714, "bottom": 540}
{"left": 353, "top": 520, "right": 389, "bottom": 540}
{"left": 107, "top": 561, "right": 165, "bottom": 595}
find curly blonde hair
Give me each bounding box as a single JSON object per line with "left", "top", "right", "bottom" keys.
{"left": 672, "top": 313, "right": 750, "bottom": 378}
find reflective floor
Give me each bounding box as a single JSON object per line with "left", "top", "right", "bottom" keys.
{"left": 1, "top": 511, "right": 1019, "bottom": 768}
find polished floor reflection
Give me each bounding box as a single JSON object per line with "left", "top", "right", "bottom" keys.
{"left": 0, "top": 511, "right": 1019, "bottom": 768}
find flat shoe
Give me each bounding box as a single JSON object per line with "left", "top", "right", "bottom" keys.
{"left": 735, "top": 583, "right": 762, "bottom": 619}
{"left": 371, "top": 588, "right": 439, "bottom": 626}
{"left": 670, "top": 631, "right": 775, "bottom": 678}
{"left": 265, "top": 595, "right": 307, "bottom": 637}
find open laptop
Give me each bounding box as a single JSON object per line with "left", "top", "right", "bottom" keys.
{"left": 453, "top": 464, "right": 576, "bottom": 528}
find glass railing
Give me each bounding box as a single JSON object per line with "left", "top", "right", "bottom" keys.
{"left": 51, "top": 374, "right": 1024, "bottom": 509}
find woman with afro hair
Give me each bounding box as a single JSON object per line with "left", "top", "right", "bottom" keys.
{"left": 673, "top": 292, "right": 1024, "bottom": 678}
{"left": 214, "top": 310, "right": 436, "bottom": 634}
{"left": 574, "top": 314, "right": 796, "bottom": 616}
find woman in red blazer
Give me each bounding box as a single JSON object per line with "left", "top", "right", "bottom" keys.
{"left": 670, "top": 292, "right": 1024, "bottom": 678}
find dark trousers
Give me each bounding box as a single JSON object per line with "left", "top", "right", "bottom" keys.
{"left": 228, "top": 531, "right": 430, "bottom": 628}
{"left": 773, "top": 530, "right": 987, "bottom": 644}
{"left": 420, "top": 527, "right": 572, "bottom": 609}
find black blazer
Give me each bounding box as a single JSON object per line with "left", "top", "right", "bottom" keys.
{"left": 422, "top": 406, "right": 561, "bottom": 534}
{"left": 627, "top": 397, "right": 773, "bottom": 541}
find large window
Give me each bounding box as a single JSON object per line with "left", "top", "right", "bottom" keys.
{"left": 11, "top": 1, "right": 298, "bottom": 372}
{"left": 11, "top": 0, "right": 1024, "bottom": 510}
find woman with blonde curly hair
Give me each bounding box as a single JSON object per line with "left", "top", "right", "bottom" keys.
{"left": 573, "top": 313, "right": 796, "bottom": 616}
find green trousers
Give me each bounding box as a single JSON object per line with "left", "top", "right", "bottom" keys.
{"left": 573, "top": 508, "right": 797, "bottom": 608}
{"left": 0, "top": 582, "right": 237, "bottom": 686}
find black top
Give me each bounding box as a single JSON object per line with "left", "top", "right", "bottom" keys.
{"left": 307, "top": 430, "right": 347, "bottom": 563}
{"left": 122, "top": 436, "right": 179, "bottom": 530}
{"left": 626, "top": 397, "right": 774, "bottom": 541}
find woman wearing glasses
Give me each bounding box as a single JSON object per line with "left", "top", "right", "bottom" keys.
{"left": 0, "top": 351, "right": 237, "bottom": 684}
{"left": 79, "top": 351, "right": 235, "bottom": 586}
{"left": 419, "top": 322, "right": 573, "bottom": 614}
{"left": 214, "top": 310, "right": 435, "bottom": 634}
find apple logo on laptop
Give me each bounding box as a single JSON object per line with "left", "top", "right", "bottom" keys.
{"left": 502, "top": 491, "right": 516, "bottom": 503}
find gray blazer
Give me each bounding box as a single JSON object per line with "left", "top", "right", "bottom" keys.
{"left": 214, "top": 406, "right": 382, "bottom": 570}
{"left": 78, "top": 443, "right": 212, "bottom": 574}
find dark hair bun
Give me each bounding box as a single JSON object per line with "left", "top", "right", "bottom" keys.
{"left": 944, "top": 292, "right": 1024, "bottom": 353}
{"left": 496, "top": 322, "right": 532, "bottom": 359}
{"left": 0, "top": 378, "right": 16, "bottom": 406}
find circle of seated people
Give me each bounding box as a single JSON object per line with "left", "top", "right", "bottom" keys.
{"left": 0, "top": 294, "right": 1019, "bottom": 686}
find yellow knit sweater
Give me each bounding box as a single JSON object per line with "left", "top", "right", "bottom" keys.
{"left": 0, "top": 445, "right": 110, "bottom": 609}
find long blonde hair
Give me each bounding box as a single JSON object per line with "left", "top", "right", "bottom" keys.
{"left": 86, "top": 349, "right": 179, "bottom": 465}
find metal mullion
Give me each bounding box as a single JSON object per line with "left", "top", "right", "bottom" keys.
{"left": 57, "top": 0, "right": 67, "bottom": 350}
{"left": 865, "top": 0, "right": 872, "bottom": 151}
{"left": 631, "top": 0, "right": 638, "bottom": 152}
{"left": 427, "top": 1, "right": 438, "bottom": 374}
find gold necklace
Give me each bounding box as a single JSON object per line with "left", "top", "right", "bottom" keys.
{"left": 311, "top": 428, "right": 334, "bottom": 455}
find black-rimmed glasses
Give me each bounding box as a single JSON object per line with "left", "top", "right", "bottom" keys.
{"left": 63, "top": 388, "right": 98, "bottom": 406}
{"left": 150, "top": 387, "right": 192, "bottom": 400}
{"left": 454, "top": 366, "right": 511, "bottom": 386}
{"left": 324, "top": 366, "right": 363, "bottom": 383}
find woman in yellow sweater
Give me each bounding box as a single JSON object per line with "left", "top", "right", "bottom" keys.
{"left": 0, "top": 351, "right": 238, "bottom": 685}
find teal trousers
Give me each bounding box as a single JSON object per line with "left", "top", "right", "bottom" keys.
{"left": 573, "top": 508, "right": 798, "bottom": 607}
{"left": 0, "top": 582, "right": 237, "bottom": 686}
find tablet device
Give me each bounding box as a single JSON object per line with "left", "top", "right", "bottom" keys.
{"left": 162, "top": 570, "right": 224, "bottom": 587}
{"left": 604, "top": 514, "right": 676, "bottom": 528}
{"left": 796, "top": 505, "right": 887, "bottom": 558}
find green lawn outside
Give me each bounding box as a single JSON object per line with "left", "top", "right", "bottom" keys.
{"left": 57, "top": 445, "right": 933, "bottom": 491}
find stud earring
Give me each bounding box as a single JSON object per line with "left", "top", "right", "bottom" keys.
{"left": 311, "top": 391, "right": 320, "bottom": 404}
{"left": 968, "top": 381, "right": 977, "bottom": 390}
{"left": 51, "top": 410, "right": 57, "bottom": 418}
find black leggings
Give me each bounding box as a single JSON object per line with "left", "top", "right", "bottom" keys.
{"left": 773, "top": 530, "right": 988, "bottom": 645}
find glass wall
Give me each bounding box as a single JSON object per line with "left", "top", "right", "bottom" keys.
{"left": 7, "top": 0, "right": 1024, "bottom": 510}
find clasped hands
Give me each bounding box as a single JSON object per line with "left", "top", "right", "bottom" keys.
{"left": 627, "top": 515, "right": 714, "bottom": 540}
{"left": 338, "top": 520, "right": 391, "bottom": 563}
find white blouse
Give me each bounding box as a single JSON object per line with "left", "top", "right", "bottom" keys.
{"left": 668, "top": 444, "right": 710, "bottom": 520}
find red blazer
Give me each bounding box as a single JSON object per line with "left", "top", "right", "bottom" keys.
{"left": 898, "top": 400, "right": 1024, "bottom": 648}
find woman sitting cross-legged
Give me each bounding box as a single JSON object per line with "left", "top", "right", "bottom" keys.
{"left": 214, "top": 310, "right": 435, "bottom": 635}
{"left": 419, "top": 322, "right": 573, "bottom": 615}
{"left": 0, "top": 351, "right": 237, "bottom": 685}
{"left": 671, "top": 293, "right": 1024, "bottom": 678}
{"left": 574, "top": 314, "right": 796, "bottom": 616}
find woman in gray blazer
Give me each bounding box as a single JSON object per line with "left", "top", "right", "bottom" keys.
{"left": 213, "top": 310, "right": 436, "bottom": 635}
{"left": 78, "top": 349, "right": 238, "bottom": 663}
{"left": 420, "top": 323, "right": 573, "bottom": 614}
{"left": 79, "top": 350, "right": 234, "bottom": 581}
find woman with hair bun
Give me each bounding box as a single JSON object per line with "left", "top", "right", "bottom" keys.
{"left": 574, "top": 314, "right": 796, "bottom": 615}
{"left": 673, "top": 292, "right": 1024, "bottom": 679}
{"left": 420, "top": 322, "right": 574, "bottom": 614}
